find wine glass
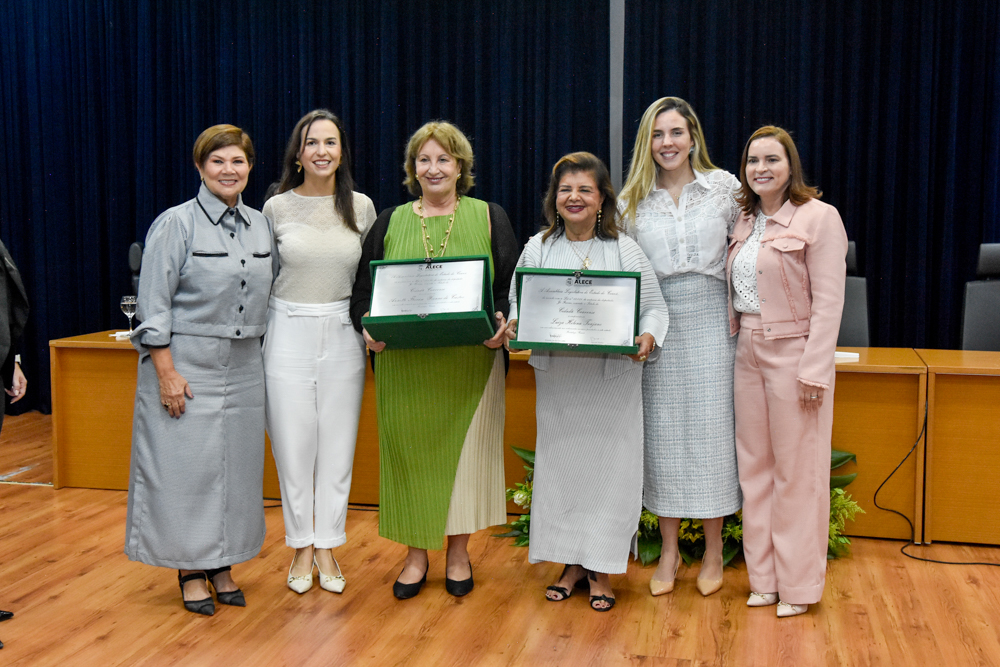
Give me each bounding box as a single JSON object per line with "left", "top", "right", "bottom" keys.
{"left": 121, "top": 296, "right": 137, "bottom": 333}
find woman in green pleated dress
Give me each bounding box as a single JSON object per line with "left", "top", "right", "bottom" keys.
{"left": 350, "top": 121, "right": 519, "bottom": 599}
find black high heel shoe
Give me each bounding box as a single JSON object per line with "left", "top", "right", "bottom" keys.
{"left": 588, "top": 570, "right": 616, "bottom": 612}
{"left": 178, "top": 571, "right": 215, "bottom": 616}
{"left": 205, "top": 566, "right": 246, "bottom": 607}
{"left": 545, "top": 564, "right": 589, "bottom": 602}
{"left": 393, "top": 566, "right": 428, "bottom": 600}
{"left": 445, "top": 563, "right": 474, "bottom": 597}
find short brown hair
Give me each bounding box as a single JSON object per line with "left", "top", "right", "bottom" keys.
{"left": 192, "top": 124, "right": 255, "bottom": 169}
{"left": 735, "top": 126, "right": 820, "bottom": 214}
{"left": 541, "top": 152, "right": 619, "bottom": 242}
{"left": 402, "top": 121, "right": 475, "bottom": 196}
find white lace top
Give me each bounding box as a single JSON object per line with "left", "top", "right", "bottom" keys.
{"left": 622, "top": 169, "right": 741, "bottom": 281}
{"left": 731, "top": 211, "right": 770, "bottom": 314}
{"left": 263, "top": 190, "right": 377, "bottom": 303}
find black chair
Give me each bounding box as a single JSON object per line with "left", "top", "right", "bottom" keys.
{"left": 837, "top": 241, "right": 870, "bottom": 347}
{"left": 961, "top": 243, "right": 1000, "bottom": 351}
{"left": 128, "top": 242, "right": 143, "bottom": 295}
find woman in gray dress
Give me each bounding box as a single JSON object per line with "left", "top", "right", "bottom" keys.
{"left": 506, "top": 153, "right": 669, "bottom": 611}
{"left": 126, "top": 124, "right": 277, "bottom": 616}
{"left": 619, "top": 97, "right": 742, "bottom": 598}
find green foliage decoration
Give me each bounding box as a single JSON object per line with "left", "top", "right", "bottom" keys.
{"left": 497, "top": 446, "right": 865, "bottom": 562}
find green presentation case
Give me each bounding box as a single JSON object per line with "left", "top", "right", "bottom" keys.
{"left": 361, "top": 255, "right": 496, "bottom": 350}
{"left": 512, "top": 267, "right": 640, "bottom": 355}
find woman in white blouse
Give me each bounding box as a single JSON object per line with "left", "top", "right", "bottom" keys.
{"left": 262, "top": 110, "right": 377, "bottom": 595}
{"left": 619, "top": 97, "right": 742, "bottom": 598}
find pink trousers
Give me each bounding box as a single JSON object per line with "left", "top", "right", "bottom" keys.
{"left": 734, "top": 315, "right": 832, "bottom": 605}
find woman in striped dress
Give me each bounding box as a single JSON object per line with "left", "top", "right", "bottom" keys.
{"left": 506, "top": 152, "right": 669, "bottom": 611}
{"left": 618, "top": 97, "right": 742, "bottom": 597}
{"left": 350, "top": 121, "right": 518, "bottom": 599}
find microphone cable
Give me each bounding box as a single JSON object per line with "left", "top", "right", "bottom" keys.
{"left": 871, "top": 398, "right": 999, "bottom": 567}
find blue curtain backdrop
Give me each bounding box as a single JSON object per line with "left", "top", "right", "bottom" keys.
{"left": 623, "top": 0, "right": 1000, "bottom": 348}
{"left": 0, "top": 0, "right": 610, "bottom": 412}
{"left": 1, "top": 0, "right": 998, "bottom": 412}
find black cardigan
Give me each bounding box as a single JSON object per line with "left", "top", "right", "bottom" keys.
{"left": 350, "top": 201, "right": 520, "bottom": 332}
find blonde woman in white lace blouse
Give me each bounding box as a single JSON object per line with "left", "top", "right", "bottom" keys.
{"left": 619, "top": 97, "right": 742, "bottom": 598}
{"left": 262, "top": 110, "right": 376, "bottom": 595}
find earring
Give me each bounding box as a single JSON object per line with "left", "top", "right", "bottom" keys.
{"left": 689, "top": 146, "right": 695, "bottom": 155}
{"left": 296, "top": 161, "right": 302, "bottom": 173}
{"left": 556, "top": 213, "right": 564, "bottom": 226}
{"left": 596, "top": 208, "right": 603, "bottom": 228}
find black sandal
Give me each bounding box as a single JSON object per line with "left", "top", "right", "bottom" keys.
{"left": 205, "top": 566, "right": 246, "bottom": 607}
{"left": 178, "top": 571, "right": 214, "bottom": 616}
{"left": 545, "top": 564, "right": 589, "bottom": 602}
{"left": 588, "top": 570, "right": 616, "bottom": 612}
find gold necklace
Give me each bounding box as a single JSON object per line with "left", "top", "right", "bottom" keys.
{"left": 567, "top": 233, "right": 598, "bottom": 270}
{"left": 418, "top": 195, "right": 460, "bottom": 258}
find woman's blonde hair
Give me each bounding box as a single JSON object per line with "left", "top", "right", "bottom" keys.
{"left": 402, "top": 121, "right": 475, "bottom": 197}
{"left": 619, "top": 97, "right": 717, "bottom": 227}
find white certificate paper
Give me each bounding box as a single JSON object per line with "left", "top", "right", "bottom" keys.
{"left": 370, "top": 259, "right": 485, "bottom": 316}
{"left": 517, "top": 273, "right": 637, "bottom": 347}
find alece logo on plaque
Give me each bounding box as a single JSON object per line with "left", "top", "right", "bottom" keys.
{"left": 516, "top": 271, "right": 637, "bottom": 349}
{"left": 370, "top": 260, "right": 485, "bottom": 317}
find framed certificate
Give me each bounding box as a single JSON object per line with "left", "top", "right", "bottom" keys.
{"left": 512, "top": 268, "right": 640, "bottom": 354}
{"left": 362, "top": 255, "right": 496, "bottom": 349}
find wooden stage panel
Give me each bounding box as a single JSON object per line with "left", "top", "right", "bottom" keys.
{"left": 51, "top": 335, "right": 938, "bottom": 542}
{"left": 832, "top": 370, "right": 923, "bottom": 540}
{"left": 918, "top": 349, "right": 1000, "bottom": 545}
{"left": 832, "top": 347, "right": 927, "bottom": 541}
{"left": 503, "top": 352, "right": 537, "bottom": 514}
{"left": 50, "top": 333, "right": 532, "bottom": 509}
{"left": 51, "top": 340, "right": 138, "bottom": 490}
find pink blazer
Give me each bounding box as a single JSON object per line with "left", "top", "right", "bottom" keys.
{"left": 726, "top": 197, "right": 848, "bottom": 389}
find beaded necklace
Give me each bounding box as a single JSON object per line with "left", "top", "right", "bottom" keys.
{"left": 418, "top": 195, "right": 461, "bottom": 259}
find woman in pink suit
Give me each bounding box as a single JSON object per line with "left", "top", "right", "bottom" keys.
{"left": 726, "top": 126, "right": 846, "bottom": 618}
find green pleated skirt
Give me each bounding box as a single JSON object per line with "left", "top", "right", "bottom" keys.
{"left": 375, "top": 198, "right": 506, "bottom": 549}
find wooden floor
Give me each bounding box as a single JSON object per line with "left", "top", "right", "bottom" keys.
{"left": 2, "top": 414, "right": 1000, "bottom": 666}
{"left": 0, "top": 412, "right": 53, "bottom": 484}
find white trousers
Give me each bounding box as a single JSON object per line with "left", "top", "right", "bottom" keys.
{"left": 263, "top": 297, "right": 366, "bottom": 549}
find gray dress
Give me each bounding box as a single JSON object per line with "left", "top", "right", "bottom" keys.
{"left": 625, "top": 170, "right": 742, "bottom": 518}
{"left": 509, "top": 233, "right": 669, "bottom": 574}
{"left": 125, "top": 183, "right": 277, "bottom": 569}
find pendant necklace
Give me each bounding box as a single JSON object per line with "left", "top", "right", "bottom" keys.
{"left": 568, "top": 233, "right": 598, "bottom": 270}
{"left": 418, "top": 195, "right": 460, "bottom": 259}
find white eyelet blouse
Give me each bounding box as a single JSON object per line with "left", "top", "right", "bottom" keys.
{"left": 731, "top": 210, "right": 770, "bottom": 314}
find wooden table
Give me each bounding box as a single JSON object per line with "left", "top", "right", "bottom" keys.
{"left": 916, "top": 349, "right": 1000, "bottom": 545}
{"left": 49, "top": 334, "right": 938, "bottom": 541}
{"left": 832, "top": 348, "right": 928, "bottom": 541}
{"left": 50, "top": 332, "right": 534, "bottom": 511}
{"left": 50, "top": 331, "right": 139, "bottom": 490}
{"left": 49, "top": 331, "right": 348, "bottom": 501}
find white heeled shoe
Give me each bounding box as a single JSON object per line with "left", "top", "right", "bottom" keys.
{"left": 747, "top": 591, "right": 778, "bottom": 607}
{"left": 315, "top": 557, "right": 346, "bottom": 593}
{"left": 287, "top": 559, "right": 313, "bottom": 594}
{"left": 776, "top": 601, "right": 809, "bottom": 617}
